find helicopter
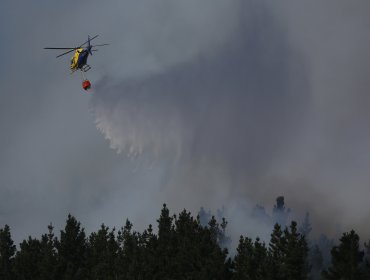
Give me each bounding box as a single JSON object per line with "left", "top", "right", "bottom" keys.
{"left": 44, "top": 35, "right": 109, "bottom": 90}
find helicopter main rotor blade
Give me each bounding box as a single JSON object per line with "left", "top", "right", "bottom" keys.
{"left": 44, "top": 47, "right": 76, "bottom": 49}
{"left": 56, "top": 49, "right": 76, "bottom": 58}
{"left": 45, "top": 35, "right": 103, "bottom": 58}
{"left": 79, "top": 35, "right": 99, "bottom": 47}
{"left": 92, "top": 44, "right": 109, "bottom": 47}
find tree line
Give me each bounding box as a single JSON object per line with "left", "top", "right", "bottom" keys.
{"left": 0, "top": 203, "right": 370, "bottom": 279}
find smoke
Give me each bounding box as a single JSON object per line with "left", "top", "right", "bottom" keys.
{"left": 91, "top": 0, "right": 308, "bottom": 240}
{"left": 1, "top": 0, "right": 368, "bottom": 244}
{"left": 90, "top": 0, "right": 370, "bottom": 240}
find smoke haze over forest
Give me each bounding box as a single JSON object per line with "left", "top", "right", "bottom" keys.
{"left": 1, "top": 0, "right": 370, "bottom": 243}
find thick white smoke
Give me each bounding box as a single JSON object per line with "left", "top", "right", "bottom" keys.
{"left": 91, "top": 0, "right": 370, "bottom": 240}
{"left": 91, "top": 0, "right": 309, "bottom": 240}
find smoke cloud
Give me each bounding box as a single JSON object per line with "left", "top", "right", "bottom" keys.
{"left": 91, "top": 0, "right": 370, "bottom": 239}
{"left": 1, "top": 0, "right": 370, "bottom": 244}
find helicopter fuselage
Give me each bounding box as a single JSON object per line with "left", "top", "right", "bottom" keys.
{"left": 70, "top": 48, "right": 90, "bottom": 72}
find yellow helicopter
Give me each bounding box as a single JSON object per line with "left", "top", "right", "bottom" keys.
{"left": 44, "top": 35, "right": 109, "bottom": 90}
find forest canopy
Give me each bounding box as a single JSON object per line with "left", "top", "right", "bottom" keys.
{"left": 1, "top": 203, "right": 369, "bottom": 280}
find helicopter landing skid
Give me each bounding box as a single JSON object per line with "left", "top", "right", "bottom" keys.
{"left": 81, "top": 65, "right": 91, "bottom": 72}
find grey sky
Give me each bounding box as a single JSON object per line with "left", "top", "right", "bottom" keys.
{"left": 1, "top": 0, "right": 370, "bottom": 243}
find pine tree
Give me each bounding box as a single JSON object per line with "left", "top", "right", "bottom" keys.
{"left": 153, "top": 203, "right": 175, "bottom": 280}
{"left": 137, "top": 224, "right": 157, "bottom": 279}
{"left": 152, "top": 205, "right": 229, "bottom": 279}
{"left": 13, "top": 237, "right": 42, "bottom": 279}
{"left": 116, "top": 219, "right": 140, "bottom": 279}
{"left": 55, "top": 214, "right": 88, "bottom": 279}
{"left": 219, "top": 217, "right": 232, "bottom": 249}
{"left": 172, "top": 209, "right": 201, "bottom": 279}
{"left": 87, "top": 224, "right": 118, "bottom": 280}
{"left": 322, "top": 230, "right": 364, "bottom": 280}
{"left": 283, "top": 221, "right": 309, "bottom": 280}
{"left": 268, "top": 223, "right": 285, "bottom": 280}
{"left": 364, "top": 240, "right": 370, "bottom": 279}
{"left": 0, "top": 225, "right": 16, "bottom": 280}
{"left": 157, "top": 204, "right": 173, "bottom": 244}
{"left": 117, "top": 220, "right": 144, "bottom": 279}
{"left": 267, "top": 222, "right": 309, "bottom": 280}
{"left": 39, "top": 224, "right": 57, "bottom": 280}
{"left": 191, "top": 211, "right": 229, "bottom": 279}
{"left": 302, "top": 220, "right": 316, "bottom": 280}
{"left": 272, "top": 196, "right": 290, "bottom": 227}
{"left": 233, "top": 237, "right": 268, "bottom": 280}
{"left": 253, "top": 238, "right": 269, "bottom": 279}
{"left": 208, "top": 216, "right": 220, "bottom": 245}
{"left": 233, "top": 235, "right": 253, "bottom": 279}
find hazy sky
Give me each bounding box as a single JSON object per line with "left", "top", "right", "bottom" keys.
{"left": 1, "top": 0, "right": 370, "bottom": 243}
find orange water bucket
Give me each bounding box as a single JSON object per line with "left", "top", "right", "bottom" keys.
{"left": 82, "top": 80, "right": 91, "bottom": 90}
